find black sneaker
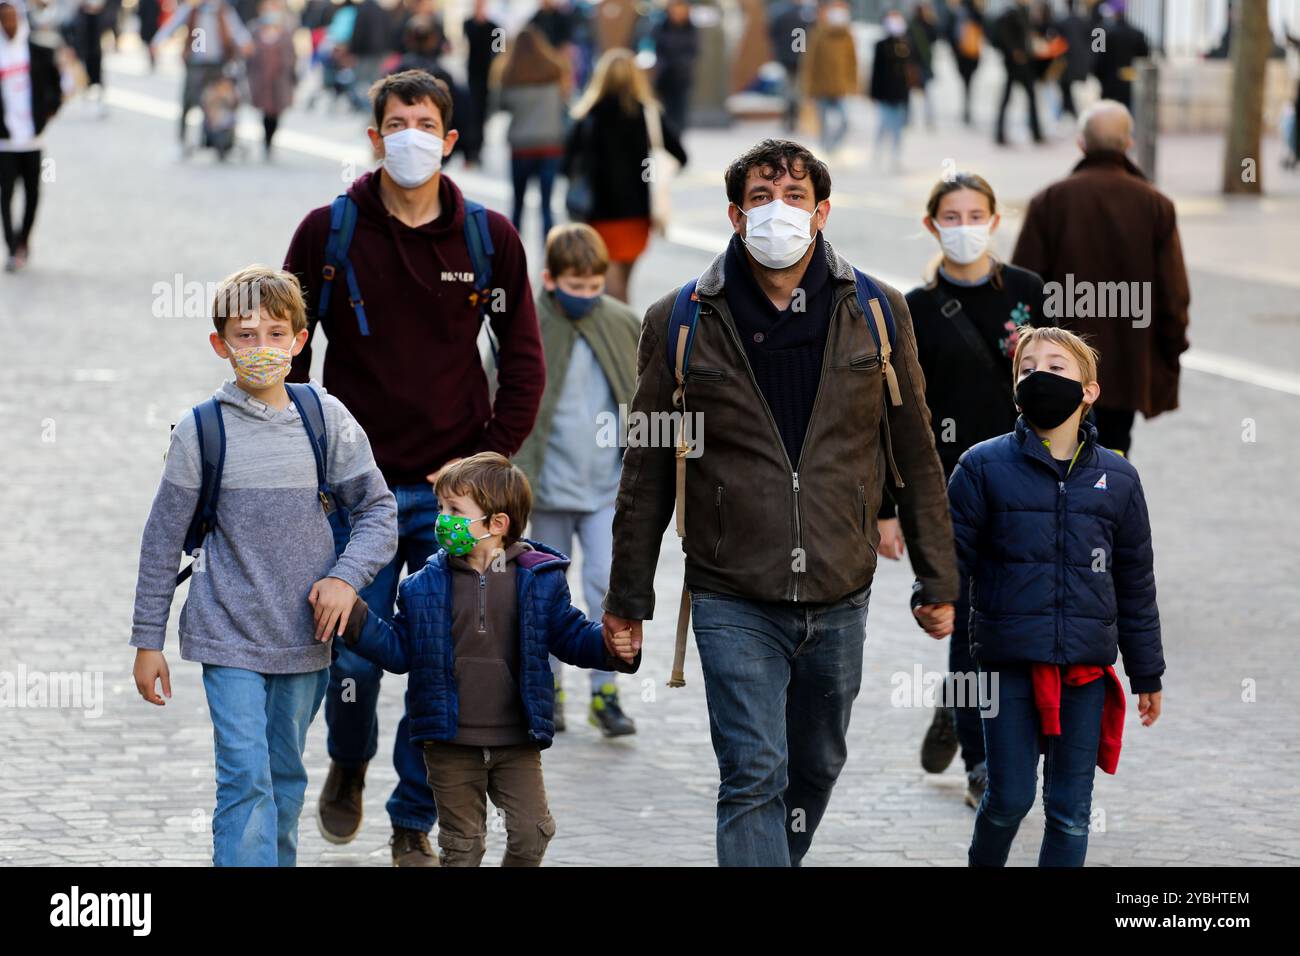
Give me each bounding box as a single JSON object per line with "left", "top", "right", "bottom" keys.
{"left": 316, "top": 760, "right": 367, "bottom": 844}
{"left": 965, "top": 762, "right": 988, "bottom": 810}
{"left": 920, "top": 707, "right": 959, "bottom": 774}
{"left": 589, "top": 682, "right": 636, "bottom": 737}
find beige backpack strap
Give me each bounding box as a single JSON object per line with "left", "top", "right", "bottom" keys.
{"left": 867, "top": 296, "right": 903, "bottom": 407}
{"left": 669, "top": 317, "right": 693, "bottom": 686}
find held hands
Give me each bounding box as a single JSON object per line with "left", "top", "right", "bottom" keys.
{"left": 1138, "top": 692, "right": 1162, "bottom": 726}
{"left": 309, "top": 577, "right": 358, "bottom": 641}
{"left": 133, "top": 649, "right": 172, "bottom": 706}
{"left": 913, "top": 603, "right": 955, "bottom": 639}
{"left": 602, "top": 612, "right": 643, "bottom": 664}
{"left": 877, "top": 518, "right": 905, "bottom": 560}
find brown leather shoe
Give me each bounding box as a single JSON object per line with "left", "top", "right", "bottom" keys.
{"left": 316, "top": 760, "right": 367, "bottom": 845}
{"left": 390, "top": 826, "right": 440, "bottom": 867}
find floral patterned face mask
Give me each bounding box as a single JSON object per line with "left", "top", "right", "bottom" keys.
{"left": 225, "top": 341, "right": 293, "bottom": 388}
{"left": 435, "top": 512, "right": 492, "bottom": 556}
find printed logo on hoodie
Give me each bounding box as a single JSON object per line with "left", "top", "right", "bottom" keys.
{"left": 442, "top": 271, "right": 475, "bottom": 283}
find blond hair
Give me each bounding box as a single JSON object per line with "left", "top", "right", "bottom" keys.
{"left": 571, "top": 48, "right": 656, "bottom": 119}
{"left": 211, "top": 265, "right": 307, "bottom": 335}
{"left": 1012, "top": 326, "right": 1100, "bottom": 406}
{"left": 432, "top": 452, "right": 533, "bottom": 547}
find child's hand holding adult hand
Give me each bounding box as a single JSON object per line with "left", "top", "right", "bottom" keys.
{"left": 611, "top": 628, "right": 637, "bottom": 664}
{"left": 913, "top": 603, "right": 955, "bottom": 639}
{"left": 1138, "top": 691, "right": 1162, "bottom": 726}
{"left": 309, "top": 577, "right": 358, "bottom": 641}
{"left": 134, "top": 649, "right": 172, "bottom": 706}
{"left": 602, "top": 612, "right": 642, "bottom": 660}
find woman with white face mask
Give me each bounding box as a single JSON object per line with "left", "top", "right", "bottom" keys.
{"left": 878, "top": 172, "right": 1051, "bottom": 813}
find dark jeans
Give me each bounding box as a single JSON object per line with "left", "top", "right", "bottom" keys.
{"left": 510, "top": 153, "right": 560, "bottom": 242}
{"left": 76, "top": 10, "right": 105, "bottom": 88}
{"left": 969, "top": 664, "right": 1105, "bottom": 867}
{"left": 996, "top": 62, "right": 1041, "bottom": 143}
{"left": 690, "top": 584, "right": 871, "bottom": 866}
{"left": 947, "top": 571, "right": 986, "bottom": 771}
{"left": 656, "top": 75, "right": 690, "bottom": 133}
{"left": 0, "top": 150, "right": 41, "bottom": 255}
{"left": 327, "top": 481, "right": 441, "bottom": 831}
{"left": 1091, "top": 406, "right": 1137, "bottom": 457}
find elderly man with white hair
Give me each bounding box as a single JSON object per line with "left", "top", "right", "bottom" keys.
{"left": 1011, "top": 99, "right": 1190, "bottom": 457}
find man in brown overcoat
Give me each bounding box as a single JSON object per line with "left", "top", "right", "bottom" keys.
{"left": 1012, "top": 100, "right": 1190, "bottom": 456}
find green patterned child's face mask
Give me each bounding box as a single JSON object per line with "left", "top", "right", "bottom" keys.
{"left": 435, "top": 512, "right": 491, "bottom": 556}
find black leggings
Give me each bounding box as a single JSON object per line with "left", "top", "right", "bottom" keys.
{"left": 0, "top": 150, "right": 41, "bottom": 255}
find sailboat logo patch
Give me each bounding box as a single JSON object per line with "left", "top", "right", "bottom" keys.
{"left": 1093, "top": 473, "right": 1108, "bottom": 490}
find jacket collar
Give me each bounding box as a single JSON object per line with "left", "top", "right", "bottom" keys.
{"left": 695, "top": 231, "right": 854, "bottom": 298}
{"left": 430, "top": 538, "right": 567, "bottom": 574}
{"left": 1014, "top": 415, "right": 1099, "bottom": 471}
{"left": 1072, "top": 149, "right": 1147, "bottom": 182}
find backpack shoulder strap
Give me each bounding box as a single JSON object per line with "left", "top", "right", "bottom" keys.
{"left": 664, "top": 278, "right": 701, "bottom": 408}
{"left": 320, "top": 195, "right": 369, "bottom": 336}
{"left": 463, "top": 199, "right": 499, "bottom": 363}
{"left": 285, "top": 382, "right": 331, "bottom": 508}
{"left": 852, "top": 268, "right": 903, "bottom": 407}
{"left": 176, "top": 398, "right": 226, "bottom": 586}
{"left": 663, "top": 277, "right": 701, "bottom": 691}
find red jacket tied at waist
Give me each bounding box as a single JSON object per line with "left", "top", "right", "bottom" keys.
{"left": 1031, "top": 663, "right": 1126, "bottom": 774}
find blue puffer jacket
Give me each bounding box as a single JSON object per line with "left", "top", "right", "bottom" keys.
{"left": 947, "top": 417, "right": 1164, "bottom": 693}
{"left": 349, "top": 539, "right": 638, "bottom": 749}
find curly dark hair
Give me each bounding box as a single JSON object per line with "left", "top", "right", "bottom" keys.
{"left": 724, "top": 139, "right": 832, "bottom": 206}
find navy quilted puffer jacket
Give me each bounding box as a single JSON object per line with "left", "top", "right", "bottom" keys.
{"left": 947, "top": 417, "right": 1164, "bottom": 693}
{"left": 349, "top": 539, "right": 639, "bottom": 748}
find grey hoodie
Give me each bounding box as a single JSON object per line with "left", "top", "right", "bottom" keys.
{"left": 130, "top": 379, "right": 398, "bottom": 674}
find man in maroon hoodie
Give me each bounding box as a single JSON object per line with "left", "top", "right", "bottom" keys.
{"left": 284, "top": 70, "right": 545, "bottom": 866}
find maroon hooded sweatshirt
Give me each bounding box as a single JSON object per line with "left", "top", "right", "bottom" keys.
{"left": 284, "top": 171, "right": 545, "bottom": 485}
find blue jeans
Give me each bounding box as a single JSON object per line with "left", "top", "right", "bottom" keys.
{"left": 201, "top": 664, "right": 329, "bottom": 867}
{"left": 875, "top": 101, "right": 908, "bottom": 162}
{"left": 530, "top": 505, "right": 616, "bottom": 694}
{"left": 690, "top": 585, "right": 871, "bottom": 867}
{"left": 510, "top": 153, "right": 560, "bottom": 242}
{"left": 815, "top": 97, "right": 848, "bottom": 152}
{"left": 969, "top": 664, "right": 1105, "bottom": 867}
{"left": 327, "top": 481, "right": 441, "bottom": 832}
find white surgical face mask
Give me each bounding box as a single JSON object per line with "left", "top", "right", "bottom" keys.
{"left": 885, "top": 15, "right": 907, "bottom": 36}
{"left": 936, "top": 222, "right": 991, "bottom": 265}
{"left": 382, "top": 128, "right": 444, "bottom": 189}
{"left": 738, "top": 199, "right": 817, "bottom": 270}
{"left": 826, "top": 8, "right": 850, "bottom": 26}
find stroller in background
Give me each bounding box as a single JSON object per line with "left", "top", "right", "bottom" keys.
{"left": 198, "top": 61, "right": 247, "bottom": 161}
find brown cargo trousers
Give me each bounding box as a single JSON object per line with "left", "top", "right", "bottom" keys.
{"left": 423, "top": 741, "right": 557, "bottom": 867}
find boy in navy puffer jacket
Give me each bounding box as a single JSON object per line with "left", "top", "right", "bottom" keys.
{"left": 335, "top": 452, "right": 640, "bottom": 866}
{"left": 947, "top": 326, "right": 1165, "bottom": 867}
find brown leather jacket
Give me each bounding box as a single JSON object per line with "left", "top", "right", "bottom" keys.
{"left": 604, "top": 239, "right": 959, "bottom": 621}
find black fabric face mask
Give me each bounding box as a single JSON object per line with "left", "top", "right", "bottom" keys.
{"left": 1015, "top": 371, "right": 1085, "bottom": 430}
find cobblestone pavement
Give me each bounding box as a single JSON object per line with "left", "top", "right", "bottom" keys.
{"left": 1, "top": 44, "right": 1299, "bottom": 866}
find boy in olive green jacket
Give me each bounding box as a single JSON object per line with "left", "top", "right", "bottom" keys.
{"left": 513, "top": 223, "right": 641, "bottom": 738}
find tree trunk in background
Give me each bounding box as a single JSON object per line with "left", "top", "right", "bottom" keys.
{"left": 1221, "top": 0, "right": 1268, "bottom": 195}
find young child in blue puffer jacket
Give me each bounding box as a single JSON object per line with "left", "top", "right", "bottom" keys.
{"left": 334, "top": 453, "right": 640, "bottom": 867}
{"left": 947, "top": 326, "right": 1165, "bottom": 868}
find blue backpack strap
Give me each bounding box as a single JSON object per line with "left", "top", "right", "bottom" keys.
{"left": 285, "top": 382, "right": 331, "bottom": 508}
{"left": 664, "top": 277, "right": 701, "bottom": 404}
{"left": 176, "top": 398, "right": 226, "bottom": 585}
{"left": 463, "top": 199, "right": 499, "bottom": 363}
{"left": 320, "top": 195, "right": 369, "bottom": 336}
{"left": 852, "top": 268, "right": 902, "bottom": 407}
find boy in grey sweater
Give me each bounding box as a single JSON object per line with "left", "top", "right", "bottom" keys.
{"left": 130, "top": 266, "right": 398, "bottom": 867}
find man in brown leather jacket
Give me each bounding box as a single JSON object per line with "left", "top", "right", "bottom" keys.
{"left": 601, "top": 139, "right": 959, "bottom": 866}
